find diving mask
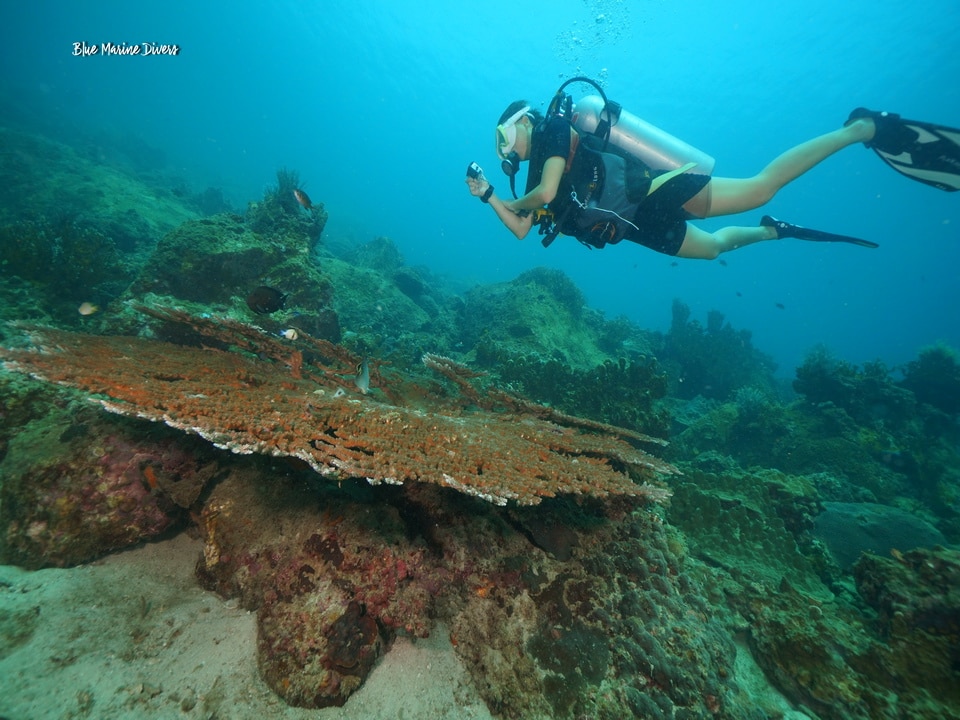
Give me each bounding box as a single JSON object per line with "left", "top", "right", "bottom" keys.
{"left": 496, "top": 105, "right": 531, "bottom": 160}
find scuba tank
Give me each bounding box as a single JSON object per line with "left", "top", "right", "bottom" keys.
{"left": 535, "top": 77, "right": 715, "bottom": 221}
{"left": 572, "top": 95, "right": 715, "bottom": 179}
{"left": 571, "top": 94, "right": 715, "bottom": 219}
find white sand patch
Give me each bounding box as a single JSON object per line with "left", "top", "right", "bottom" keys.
{"left": 0, "top": 532, "right": 492, "bottom": 720}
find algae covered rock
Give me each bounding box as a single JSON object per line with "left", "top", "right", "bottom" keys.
{"left": 667, "top": 460, "right": 829, "bottom": 594}
{"left": 0, "top": 127, "right": 200, "bottom": 318}
{"left": 321, "top": 236, "right": 462, "bottom": 361}
{"left": 126, "top": 212, "right": 339, "bottom": 340}
{"left": 191, "top": 457, "right": 742, "bottom": 718}
{"left": 461, "top": 267, "right": 608, "bottom": 369}
{"left": 0, "top": 405, "right": 219, "bottom": 568}
{"left": 853, "top": 546, "right": 960, "bottom": 711}
{"left": 814, "top": 501, "right": 948, "bottom": 569}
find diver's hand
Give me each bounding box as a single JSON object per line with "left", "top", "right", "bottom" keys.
{"left": 465, "top": 176, "right": 490, "bottom": 198}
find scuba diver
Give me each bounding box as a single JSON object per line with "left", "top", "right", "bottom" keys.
{"left": 465, "top": 77, "right": 960, "bottom": 258}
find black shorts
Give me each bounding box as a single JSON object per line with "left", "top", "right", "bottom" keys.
{"left": 626, "top": 173, "right": 711, "bottom": 256}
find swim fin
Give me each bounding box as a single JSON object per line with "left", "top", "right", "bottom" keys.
{"left": 848, "top": 108, "right": 960, "bottom": 192}
{"left": 761, "top": 215, "right": 879, "bottom": 249}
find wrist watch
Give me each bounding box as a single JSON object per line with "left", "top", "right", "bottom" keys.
{"left": 481, "top": 185, "right": 494, "bottom": 203}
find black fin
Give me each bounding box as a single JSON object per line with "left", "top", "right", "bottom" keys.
{"left": 761, "top": 215, "right": 878, "bottom": 249}
{"left": 848, "top": 108, "right": 960, "bottom": 192}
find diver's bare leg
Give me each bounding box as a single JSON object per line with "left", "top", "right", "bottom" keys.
{"left": 703, "top": 118, "right": 875, "bottom": 217}
{"left": 676, "top": 223, "right": 776, "bottom": 260}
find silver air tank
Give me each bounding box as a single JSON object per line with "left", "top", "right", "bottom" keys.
{"left": 572, "top": 95, "right": 715, "bottom": 217}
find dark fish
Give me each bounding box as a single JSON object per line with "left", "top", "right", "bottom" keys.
{"left": 736, "top": 291, "right": 742, "bottom": 297}
{"left": 670, "top": 261, "right": 679, "bottom": 267}
{"left": 718, "top": 259, "right": 728, "bottom": 266}
{"left": 293, "top": 188, "right": 312, "bottom": 210}
{"left": 246, "top": 286, "right": 287, "bottom": 314}
{"left": 775, "top": 302, "right": 786, "bottom": 310}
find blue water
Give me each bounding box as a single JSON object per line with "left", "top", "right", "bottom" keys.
{"left": 3, "top": 0, "right": 958, "bottom": 374}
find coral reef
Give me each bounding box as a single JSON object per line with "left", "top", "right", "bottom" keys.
{"left": 477, "top": 350, "right": 671, "bottom": 438}
{"left": 246, "top": 167, "right": 327, "bottom": 245}
{"left": 854, "top": 546, "right": 960, "bottom": 709}
{"left": 658, "top": 299, "right": 777, "bottom": 401}
{"left": 0, "top": 306, "right": 676, "bottom": 507}
{"left": 0, "top": 405, "right": 219, "bottom": 568}
{"left": 190, "top": 457, "right": 741, "bottom": 715}
{"left": 124, "top": 207, "right": 338, "bottom": 340}
{"left": 461, "top": 267, "right": 630, "bottom": 369}
{"left": 321, "top": 236, "right": 462, "bottom": 364}
{"left": 671, "top": 343, "right": 960, "bottom": 525}
{"left": 791, "top": 346, "right": 960, "bottom": 531}
{"left": 5, "top": 120, "right": 960, "bottom": 718}
{"left": 667, "top": 457, "right": 828, "bottom": 595}
{"left": 667, "top": 454, "right": 960, "bottom": 719}
{"left": 0, "top": 216, "right": 130, "bottom": 314}
{"left": 794, "top": 346, "right": 915, "bottom": 430}
{"left": 899, "top": 343, "right": 960, "bottom": 417}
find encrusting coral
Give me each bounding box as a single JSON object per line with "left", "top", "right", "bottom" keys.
{"left": 0, "top": 305, "right": 676, "bottom": 507}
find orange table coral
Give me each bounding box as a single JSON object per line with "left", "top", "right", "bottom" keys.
{"left": 1, "top": 306, "right": 676, "bottom": 506}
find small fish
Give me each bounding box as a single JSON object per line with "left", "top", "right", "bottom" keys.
{"left": 718, "top": 259, "right": 728, "bottom": 266}
{"left": 280, "top": 328, "right": 299, "bottom": 340}
{"left": 354, "top": 358, "right": 370, "bottom": 394}
{"left": 293, "top": 188, "right": 312, "bottom": 210}
{"left": 78, "top": 302, "right": 99, "bottom": 316}
{"left": 246, "top": 286, "right": 287, "bottom": 314}
{"left": 735, "top": 291, "right": 742, "bottom": 297}
{"left": 775, "top": 302, "right": 786, "bottom": 310}
{"left": 670, "top": 261, "right": 679, "bottom": 267}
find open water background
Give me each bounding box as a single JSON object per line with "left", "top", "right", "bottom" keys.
{"left": 3, "top": 0, "right": 959, "bottom": 373}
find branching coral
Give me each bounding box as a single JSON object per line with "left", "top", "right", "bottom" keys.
{"left": 660, "top": 299, "right": 777, "bottom": 401}
{"left": 1, "top": 307, "right": 676, "bottom": 506}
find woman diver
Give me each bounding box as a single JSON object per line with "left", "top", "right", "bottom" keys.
{"left": 466, "top": 79, "right": 958, "bottom": 257}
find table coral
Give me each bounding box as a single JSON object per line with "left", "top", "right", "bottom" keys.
{"left": 0, "top": 306, "right": 676, "bottom": 507}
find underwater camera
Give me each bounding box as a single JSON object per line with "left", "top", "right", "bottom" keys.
{"left": 466, "top": 162, "right": 483, "bottom": 179}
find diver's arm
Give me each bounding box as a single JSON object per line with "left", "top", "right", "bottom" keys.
{"left": 466, "top": 176, "right": 535, "bottom": 239}
{"left": 488, "top": 194, "right": 534, "bottom": 239}
{"left": 506, "top": 156, "right": 565, "bottom": 211}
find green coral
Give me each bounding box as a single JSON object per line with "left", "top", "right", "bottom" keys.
{"left": 121, "top": 211, "right": 339, "bottom": 340}
{"left": 476, "top": 348, "right": 670, "bottom": 437}
{"left": 795, "top": 346, "right": 916, "bottom": 430}
{"left": 246, "top": 167, "right": 326, "bottom": 245}
{"left": 790, "top": 345, "right": 960, "bottom": 522}
{"left": 658, "top": 299, "right": 777, "bottom": 401}
{"left": 899, "top": 343, "right": 960, "bottom": 417}
{"left": 0, "top": 215, "right": 128, "bottom": 305}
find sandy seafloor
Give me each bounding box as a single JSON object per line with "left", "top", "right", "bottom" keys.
{"left": 0, "top": 532, "right": 805, "bottom": 720}
{"left": 0, "top": 532, "right": 494, "bottom": 720}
